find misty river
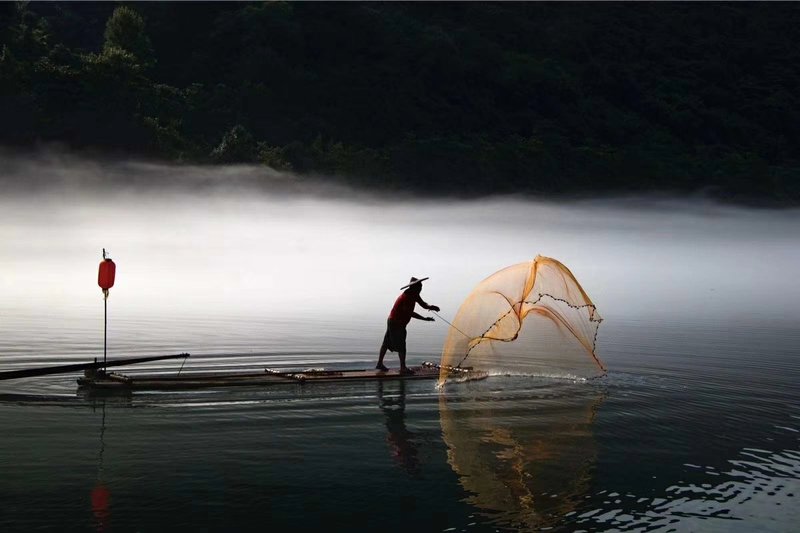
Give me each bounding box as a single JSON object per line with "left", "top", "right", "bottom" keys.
{"left": 1, "top": 153, "right": 799, "bottom": 532}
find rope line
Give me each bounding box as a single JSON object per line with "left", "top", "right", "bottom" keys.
{"left": 177, "top": 354, "right": 188, "bottom": 377}
{"left": 430, "top": 310, "right": 470, "bottom": 339}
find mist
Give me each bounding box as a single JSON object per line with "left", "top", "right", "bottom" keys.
{"left": 2, "top": 152, "right": 799, "bottom": 330}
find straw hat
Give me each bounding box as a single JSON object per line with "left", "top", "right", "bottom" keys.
{"left": 400, "top": 277, "right": 429, "bottom": 290}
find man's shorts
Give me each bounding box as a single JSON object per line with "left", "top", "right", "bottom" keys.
{"left": 381, "top": 319, "right": 407, "bottom": 353}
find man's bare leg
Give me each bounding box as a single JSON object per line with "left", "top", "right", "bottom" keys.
{"left": 398, "top": 352, "right": 415, "bottom": 374}
{"left": 376, "top": 345, "right": 389, "bottom": 371}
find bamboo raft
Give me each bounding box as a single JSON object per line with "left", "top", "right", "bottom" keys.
{"left": 76, "top": 361, "right": 482, "bottom": 391}
{"left": 0, "top": 354, "right": 484, "bottom": 393}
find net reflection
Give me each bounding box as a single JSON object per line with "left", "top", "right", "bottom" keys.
{"left": 440, "top": 381, "right": 605, "bottom": 530}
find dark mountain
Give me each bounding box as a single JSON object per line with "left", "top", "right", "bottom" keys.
{"left": 1, "top": 2, "right": 798, "bottom": 203}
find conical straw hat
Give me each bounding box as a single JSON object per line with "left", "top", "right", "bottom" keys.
{"left": 400, "top": 277, "right": 429, "bottom": 290}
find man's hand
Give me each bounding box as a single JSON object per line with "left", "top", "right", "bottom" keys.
{"left": 426, "top": 317, "right": 435, "bottom": 322}
{"left": 429, "top": 305, "right": 440, "bottom": 312}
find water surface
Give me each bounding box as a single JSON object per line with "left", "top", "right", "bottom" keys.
{"left": 1, "top": 156, "right": 799, "bottom": 532}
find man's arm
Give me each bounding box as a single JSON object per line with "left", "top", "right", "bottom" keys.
{"left": 411, "top": 312, "right": 434, "bottom": 322}
{"left": 416, "top": 295, "right": 440, "bottom": 312}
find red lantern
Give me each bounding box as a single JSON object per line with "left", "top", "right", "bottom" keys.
{"left": 98, "top": 259, "right": 116, "bottom": 290}
{"left": 98, "top": 249, "right": 116, "bottom": 368}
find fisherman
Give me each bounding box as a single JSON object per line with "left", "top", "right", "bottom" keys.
{"left": 376, "top": 277, "right": 440, "bottom": 374}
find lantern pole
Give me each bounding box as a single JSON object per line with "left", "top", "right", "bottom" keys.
{"left": 103, "top": 248, "right": 108, "bottom": 370}
{"left": 99, "top": 248, "right": 115, "bottom": 372}
{"left": 104, "top": 292, "right": 108, "bottom": 369}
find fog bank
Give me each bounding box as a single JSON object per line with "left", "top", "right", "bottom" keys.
{"left": 1, "top": 153, "right": 798, "bottom": 327}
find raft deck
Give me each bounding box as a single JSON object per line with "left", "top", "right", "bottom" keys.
{"left": 76, "top": 362, "right": 467, "bottom": 391}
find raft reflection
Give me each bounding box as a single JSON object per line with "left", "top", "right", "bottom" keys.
{"left": 440, "top": 381, "right": 605, "bottom": 530}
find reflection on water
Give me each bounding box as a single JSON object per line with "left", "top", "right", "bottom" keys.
{"left": 572, "top": 442, "right": 800, "bottom": 532}
{"left": 440, "top": 380, "right": 604, "bottom": 530}
{"left": 0, "top": 366, "right": 798, "bottom": 532}
{"left": 1, "top": 155, "right": 799, "bottom": 532}
{"left": 436, "top": 376, "right": 800, "bottom": 533}
{"left": 380, "top": 381, "right": 421, "bottom": 476}
{"left": 91, "top": 401, "right": 110, "bottom": 532}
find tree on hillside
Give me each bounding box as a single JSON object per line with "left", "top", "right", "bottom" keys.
{"left": 211, "top": 124, "right": 258, "bottom": 163}
{"left": 103, "top": 6, "right": 153, "bottom": 65}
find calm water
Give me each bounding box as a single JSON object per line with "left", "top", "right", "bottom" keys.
{"left": 1, "top": 156, "right": 799, "bottom": 532}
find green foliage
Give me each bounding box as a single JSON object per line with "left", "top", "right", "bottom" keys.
{"left": 1, "top": 2, "right": 799, "bottom": 203}
{"left": 308, "top": 136, "right": 387, "bottom": 177}
{"left": 103, "top": 6, "right": 153, "bottom": 66}
{"left": 6, "top": 1, "right": 50, "bottom": 61}
{"left": 211, "top": 125, "right": 257, "bottom": 164}
{"left": 142, "top": 116, "right": 195, "bottom": 161}
{"left": 257, "top": 143, "right": 293, "bottom": 172}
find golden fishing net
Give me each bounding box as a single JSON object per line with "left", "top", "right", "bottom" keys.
{"left": 439, "top": 256, "right": 605, "bottom": 385}
{"left": 439, "top": 388, "right": 604, "bottom": 529}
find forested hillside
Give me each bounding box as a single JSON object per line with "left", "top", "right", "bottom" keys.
{"left": 1, "top": 2, "right": 798, "bottom": 203}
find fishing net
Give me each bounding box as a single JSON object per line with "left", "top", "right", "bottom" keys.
{"left": 439, "top": 386, "right": 604, "bottom": 529}
{"left": 439, "top": 256, "right": 605, "bottom": 385}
